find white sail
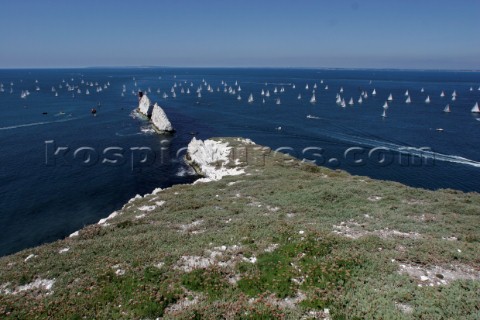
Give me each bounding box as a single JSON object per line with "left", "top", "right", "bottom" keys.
{"left": 197, "top": 92, "right": 201, "bottom": 98}
{"left": 336, "top": 96, "right": 342, "bottom": 105}
{"left": 265, "top": 90, "right": 270, "bottom": 97}
{"left": 292, "top": 84, "right": 296, "bottom": 89}
{"left": 382, "top": 109, "right": 387, "bottom": 118}
{"left": 163, "top": 92, "right": 168, "bottom": 99}
{"left": 348, "top": 97, "right": 354, "bottom": 105}
{"left": 405, "top": 96, "right": 411, "bottom": 104}
{"left": 280, "top": 87, "right": 285, "bottom": 93}
{"left": 440, "top": 91, "right": 445, "bottom": 97}
{"left": 297, "top": 93, "right": 302, "bottom": 100}
{"left": 237, "top": 94, "right": 242, "bottom": 100}
{"left": 261, "top": 89, "right": 265, "bottom": 96}
{"left": 425, "top": 96, "right": 430, "bottom": 104}
{"left": 471, "top": 102, "right": 480, "bottom": 113}
{"left": 387, "top": 93, "right": 393, "bottom": 101}
{"left": 358, "top": 96, "right": 363, "bottom": 104}
{"left": 274, "top": 87, "right": 278, "bottom": 93}
{"left": 452, "top": 96, "right": 456, "bottom": 101}
{"left": 187, "top": 88, "right": 190, "bottom": 94}
{"left": 325, "top": 85, "right": 329, "bottom": 90}
{"left": 238, "top": 86, "right": 241, "bottom": 92}
{"left": 313, "top": 83, "right": 317, "bottom": 89}
{"left": 310, "top": 93, "right": 316, "bottom": 103}
{"left": 248, "top": 93, "right": 254, "bottom": 103}
{"left": 452, "top": 90, "right": 457, "bottom": 97}
{"left": 339, "top": 87, "right": 344, "bottom": 93}
{"left": 262, "top": 98, "right": 265, "bottom": 104}
{"left": 405, "top": 90, "right": 409, "bottom": 96}
{"left": 340, "top": 98, "right": 346, "bottom": 108}
{"left": 372, "top": 88, "right": 377, "bottom": 96}
{"left": 364, "top": 92, "right": 368, "bottom": 99}
{"left": 443, "top": 104, "right": 451, "bottom": 113}
{"left": 470, "top": 87, "right": 473, "bottom": 91}
{"left": 383, "top": 101, "right": 389, "bottom": 109}
{"left": 305, "top": 84, "right": 309, "bottom": 90}
{"left": 421, "top": 88, "right": 424, "bottom": 93}
{"left": 276, "top": 98, "right": 281, "bottom": 105}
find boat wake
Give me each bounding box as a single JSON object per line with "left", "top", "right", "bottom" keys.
{"left": 0, "top": 117, "right": 79, "bottom": 131}
{"left": 328, "top": 132, "right": 480, "bottom": 168}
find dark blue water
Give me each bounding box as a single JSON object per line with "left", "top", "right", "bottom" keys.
{"left": 1, "top": 68, "right": 479, "bottom": 256}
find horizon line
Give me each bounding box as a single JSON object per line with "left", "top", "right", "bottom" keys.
{"left": 0, "top": 65, "right": 479, "bottom": 72}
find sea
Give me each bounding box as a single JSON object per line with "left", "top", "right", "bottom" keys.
{"left": 1, "top": 68, "right": 479, "bottom": 257}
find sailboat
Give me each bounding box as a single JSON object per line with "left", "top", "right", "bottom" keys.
{"left": 187, "top": 88, "right": 190, "bottom": 94}
{"left": 325, "top": 85, "right": 329, "bottom": 90}
{"left": 348, "top": 97, "right": 354, "bottom": 106}
{"left": 339, "top": 87, "right": 344, "bottom": 93}
{"left": 421, "top": 88, "right": 424, "bottom": 93}
{"left": 238, "top": 86, "right": 242, "bottom": 92}
{"left": 336, "top": 96, "right": 342, "bottom": 105}
{"left": 197, "top": 92, "right": 202, "bottom": 98}
{"left": 310, "top": 93, "right": 316, "bottom": 104}
{"left": 292, "top": 84, "right": 296, "bottom": 89}
{"left": 452, "top": 90, "right": 457, "bottom": 97}
{"left": 261, "top": 89, "right": 265, "bottom": 96}
{"left": 452, "top": 96, "right": 456, "bottom": 101}
{"left": 274, "top": 87, "right": 278, "bottom": 94}
{"left": 405, "top": 96, "right": 411, "bottom": 104}
{"left": 305, "top": 84, "right": 309, "bottom": 90}
{"left": 276, "top": 98, "right": 281, "bottom": 105}
{"left": 237, "top": 95, "right": 242, "bottom": 101}
{"left": 382, "top": 101, "right": 389, "bottom": 109}
{"left": 265, "top": 90, "right": 270, "bottom": 97}
{"left": 248, "top": 93, "right": 254, "bottom": 103}
{"left": 381, "top": 109, "right": 387, "bottom": 118}
{"left": 280, "top": 87, "right": 285, "bottom": 93}
{"left": 443, "top": 104, "right": 451, "bottom": 113}
{"left": 340, "top": 99, "right": 346, "bottom": 108}
{"left": 262, "top": 98, "right": 265, "bottom": 104}
{"left": 297, "top": 93, "right": 302, "bottom": 100}
{"left": 440, "top": 91, "right": 445, "bottom": 97}
{"left": 471, "top": 102, "right": 480, "bottom": 113}
{"left": 425, "top": 96, "right": 430, "bottom": 104}
{"left": 372, "top": 88, "right": 377, "bottom": 96}
{"left": 358, "top": 96, "right": 363, "bottom": 104}
{"left": 404, "top": 90, "right": 409, "bottom": 96}
{"left": 470, "top": 87, "right": 473, "bottom": 91}
{"left": 313, "top": 83, "right": 317, "bottom": 89}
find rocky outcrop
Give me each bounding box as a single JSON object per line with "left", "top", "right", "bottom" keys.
{"left": 137, "top": 93, "right": 174, "bottom": 133}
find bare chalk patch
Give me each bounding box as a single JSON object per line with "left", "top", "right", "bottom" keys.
{"left": 398, "top": 263, "right": 480, "bottom": 286}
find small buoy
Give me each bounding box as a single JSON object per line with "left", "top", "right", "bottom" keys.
{"left": 91, "top": 108, "right": 97, "bottom": 114}
{"left": 42, "top": 112, "right": 48, "bottom": 115}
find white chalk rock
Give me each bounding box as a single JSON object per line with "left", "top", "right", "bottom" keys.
{"left": 151, "top": 103, "right": 174, "bottom": 132}
{"left": 186, "top": 138, "right": 244, "bottom": 181}
{"left": 138, "top": 94, "right": 151, "bottom": 116}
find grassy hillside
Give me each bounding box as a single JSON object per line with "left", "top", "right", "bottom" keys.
{"left": 1, "top": 137, "right": 479, "bottom": 319}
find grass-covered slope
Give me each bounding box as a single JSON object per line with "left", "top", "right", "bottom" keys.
{"left": 1, "top": 137, "right": 479, "bottom": 319}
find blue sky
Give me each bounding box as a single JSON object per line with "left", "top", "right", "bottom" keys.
{"left": 0, "top": 0, "right": 479, "bottom": 69}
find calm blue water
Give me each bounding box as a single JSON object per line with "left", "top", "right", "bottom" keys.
{"left": 1, "top": 68, "right": 479, "bottom": 256}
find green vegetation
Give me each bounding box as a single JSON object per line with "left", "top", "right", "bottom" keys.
{"left": 0, "top": 137, "right": 479, "bottom": 319}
